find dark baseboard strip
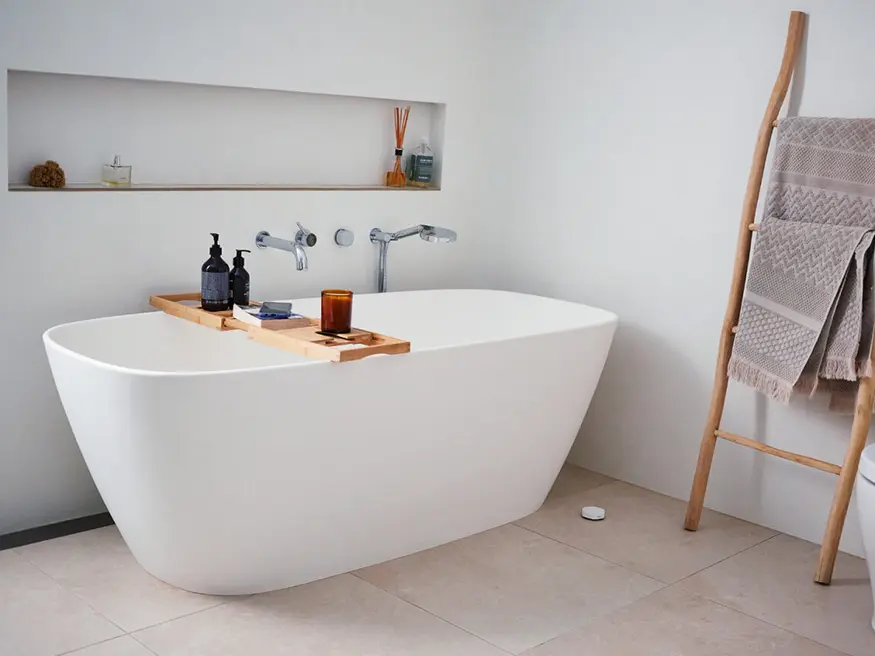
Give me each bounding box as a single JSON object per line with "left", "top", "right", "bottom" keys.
{"left": 0, "top": 513, "right": 114, "bottom": 551}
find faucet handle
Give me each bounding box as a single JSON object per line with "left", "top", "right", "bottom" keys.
{"left": 295, "top": 222, "right": 317, "bottom": 248}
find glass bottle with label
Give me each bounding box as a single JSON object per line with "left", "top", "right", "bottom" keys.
{"left": 102, "top": 155, "right": 132, "bottom": 187}
{"left": 406, "top": 137, "right": 435, "bottom": 187}
{"left": 201, "top": 233, "right": 230, "bottom": 312}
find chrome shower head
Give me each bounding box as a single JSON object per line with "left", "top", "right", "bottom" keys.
{"left": 370, "top": 224, "right": 458, "bottom": 293}
{"left": 419, "top": 225, "right": 457, "bottom": 243}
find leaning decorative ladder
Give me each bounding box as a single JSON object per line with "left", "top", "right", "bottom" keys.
{"left": 684, "top": 10, "right": 872, "bottom": 586}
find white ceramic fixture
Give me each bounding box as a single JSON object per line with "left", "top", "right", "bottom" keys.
{"left": 856, "top": 444, "right": 875, "bottom": 631}
{"left": 44, "top": 289, "right": 618, "bottom": 595}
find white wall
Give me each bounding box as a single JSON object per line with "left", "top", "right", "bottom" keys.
{"left": 0, "top": 0, "right": 506, "bottom": 534}
{"left": 498, "top": 0, "right": 875, "bottom": 556}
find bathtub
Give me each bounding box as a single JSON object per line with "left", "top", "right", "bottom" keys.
{"left": 44, "top": 289, "right": 617, "bottom": 594}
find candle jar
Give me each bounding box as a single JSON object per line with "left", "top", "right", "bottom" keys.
{"left": 321, "top": 290, "right": 353, "bottom": 334}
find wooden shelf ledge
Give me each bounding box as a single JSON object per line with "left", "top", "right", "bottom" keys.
{"left": 8, "top": 183, "right": 439, "bottom": 193}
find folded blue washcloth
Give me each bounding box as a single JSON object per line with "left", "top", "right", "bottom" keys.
{"left": 258, "top": 301, "right": 292, "bottom": 319}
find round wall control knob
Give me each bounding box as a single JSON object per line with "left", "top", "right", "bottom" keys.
{"left": 334, "top": 229, "right": 355, "bottom": 248}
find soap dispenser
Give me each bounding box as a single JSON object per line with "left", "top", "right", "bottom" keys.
{"left": 405, "top": 137, "right": 435, "bottom": 187}
{"left": 230, "top": 249, "right": 251, "bottom": 307}
{"left": 201, "top": 233, "right": 230, "bottom": 312}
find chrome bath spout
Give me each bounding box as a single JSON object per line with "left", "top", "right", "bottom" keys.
{"left": 255, "top": 223, "right": 317, "bottom": 272}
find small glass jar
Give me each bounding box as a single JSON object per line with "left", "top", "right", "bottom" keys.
{"left": 321, "top": 290, "right": 353, "bottom": 334}
{"left": 102, "top": 155, "right": 132, "bottom": 187}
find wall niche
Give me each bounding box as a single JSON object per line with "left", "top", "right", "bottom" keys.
{"left": 7, "top": 71, "right": 445, "bottom": 191}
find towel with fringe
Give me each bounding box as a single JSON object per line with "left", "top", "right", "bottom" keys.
{"left": 729, "top": 117, "right": 875, "bottom": 408}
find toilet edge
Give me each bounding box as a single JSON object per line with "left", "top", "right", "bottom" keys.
{"left": 859, "top": 444, "right": 875, "bottom": 485}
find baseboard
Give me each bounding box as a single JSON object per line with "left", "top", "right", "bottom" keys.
{"left": 0, "top": 513, "right": 114, "bottom": 551}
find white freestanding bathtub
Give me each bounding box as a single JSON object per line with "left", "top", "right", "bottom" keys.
{"left": 44, "top": 289, "right": 617, "bottom": 594}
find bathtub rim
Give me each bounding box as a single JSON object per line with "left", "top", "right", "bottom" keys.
{"left": 43, "top": 289, "right": 618, "bottom": 379}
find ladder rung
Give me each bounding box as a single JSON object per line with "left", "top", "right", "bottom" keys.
{"left": 715, "top": 430, "right": 841, "bottom": 475}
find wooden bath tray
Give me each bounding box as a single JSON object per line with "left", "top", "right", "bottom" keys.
{"left": 149, "top": 293, "right": 410, "bottom": 362}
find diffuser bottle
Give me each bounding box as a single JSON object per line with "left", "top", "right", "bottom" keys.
{"left": 201, "top": 233, "right": 230, "bottom": 312}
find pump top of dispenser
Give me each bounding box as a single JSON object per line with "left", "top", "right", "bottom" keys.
{"left": 233, "top": 249, "right": 250, "bottom": 267}
{"left": 210, "top": 233, "right": 222, "bottom": 256}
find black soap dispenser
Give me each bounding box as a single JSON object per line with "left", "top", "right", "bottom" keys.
{"left": 201, "top": 233, "right": 230, "bottom": 312}
{"left": 230, "top": 249, "right": 251, "bottom": 307}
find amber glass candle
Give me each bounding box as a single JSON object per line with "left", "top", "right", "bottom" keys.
{"left": 321, "top": 290, "right": 353, "bottom": 334}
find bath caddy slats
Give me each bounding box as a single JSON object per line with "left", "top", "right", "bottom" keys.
{"left": 150, "top": 292, "right": 231, "bottom": 330}
{"left": 149, "top": 293, "right": 410, "bottom": 362}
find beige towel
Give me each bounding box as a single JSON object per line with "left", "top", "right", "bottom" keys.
{"left": 729, "top": 117, "right": 875, "bottom": 408}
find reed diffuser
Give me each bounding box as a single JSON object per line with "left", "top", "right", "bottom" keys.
{"left": 386, "top": 105, "right": 410, "bottom": 187}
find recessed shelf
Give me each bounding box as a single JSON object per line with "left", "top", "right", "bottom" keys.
{"left": 8, "top": 183, "right": 437, "bottom": 192}
{"left": 7, "top": 71, "right": 445, "bottom": 190}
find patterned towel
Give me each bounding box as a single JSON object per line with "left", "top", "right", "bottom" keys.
{"left": 729, "top": 118, "right": 875, "bottom": 406}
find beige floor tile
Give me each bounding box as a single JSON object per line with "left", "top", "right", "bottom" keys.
{"left": 65, "top": 636, "right": 156, "bottom": 655}
{"left": 135, "top": 573, "right": 505, "bottom": 656}
{"left": 523, "top": 586, "right": 846, "bottom": 655}
{"left": 0, "top": 550, "right": 121, "bottom": 656}
{"left": 355, "top": 523, "right": 664, "bottom": 654}
{"left": 682, "top": 534, "right": 875, "bottom": 656}
{"left": 546, "top": 464, "right": 613, "bottom": 502}
{"left": 516, "top": 481, "right": 776, "bottom": 583}
{"left": 16, "top": 526, "right": 226, "bottom": 632}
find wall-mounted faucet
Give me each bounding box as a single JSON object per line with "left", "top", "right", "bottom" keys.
{"left": 370, "top": 224, "right": 457, "bottom": 293}
{"left": 255, "top": 222, "right": 317, "bottom": 271}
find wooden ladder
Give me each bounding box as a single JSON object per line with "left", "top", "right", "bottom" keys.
{"left": 684, "top": 10, "right": 872, "bottom": 585}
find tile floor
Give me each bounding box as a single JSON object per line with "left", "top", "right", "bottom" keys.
{"left": 2, "top": 465, "right": 872, "bottom": 656}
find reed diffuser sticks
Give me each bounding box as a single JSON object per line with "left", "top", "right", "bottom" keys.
{"left": 386, "top": 105, "right": 411, "bottom": 187}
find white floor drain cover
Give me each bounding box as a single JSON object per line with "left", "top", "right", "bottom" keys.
{"left": 581, "top": 506, "right": 606, "bottom": 521}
